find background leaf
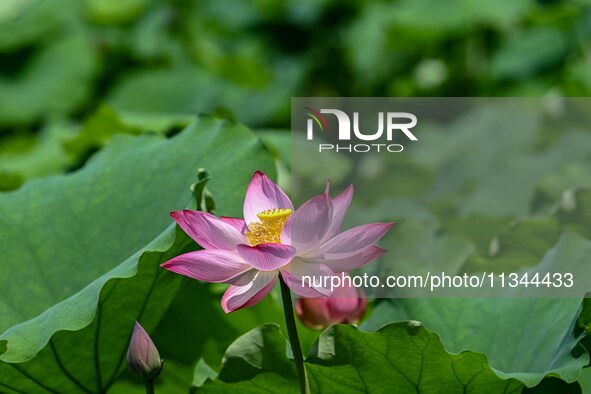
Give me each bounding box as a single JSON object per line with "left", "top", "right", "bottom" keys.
{"left": 194, "top": 323, "right": 524, "bottom": 393}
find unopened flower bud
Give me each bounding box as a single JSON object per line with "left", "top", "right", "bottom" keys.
{"left": 295, "top": 274, "right": 367, "bottom": 330}
{"left": 127, "top": 321, "right": 163, "bottom": 381}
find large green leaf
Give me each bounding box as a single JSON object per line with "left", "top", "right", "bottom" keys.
{"left": 364, "top": 298, "right": 585, "bottom": 387}
{"left": 194, "top": 323, "right": 524, "bottom": 393}
{"left": 0, "top": 115, "right": 275, "bottom": 393}
{"left": 363, "top": 232, "right": 591, "bottom": 387}
{"left": 577, "top": 367, "right": 591, "bottom": 393}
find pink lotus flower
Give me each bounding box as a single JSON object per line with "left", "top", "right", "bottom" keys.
{"left": 296, "top": 274, "right": 367, "bottom": 330}
{"left": 161, "top": 171, "right": 391, "bottom": 313}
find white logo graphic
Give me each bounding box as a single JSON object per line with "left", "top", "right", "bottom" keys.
{"left": 305, "top": 108, "right": 417, "bottom": 153}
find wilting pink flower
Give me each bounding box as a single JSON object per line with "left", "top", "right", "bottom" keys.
{"left": 127, "top": 322, "right": 163, "bottom": 381}
{"left": 296, "top": 274, "right": 367, "bottom": 330}
{"left": 161, "top": 171, "right": 391, "bottom": 313}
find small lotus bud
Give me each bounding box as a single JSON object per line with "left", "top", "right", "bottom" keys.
{"left": 295, "top": 274, "right": 367, "bottom": 330}
{"left": 127, "top": 321, "right": 163, "bottom": 381}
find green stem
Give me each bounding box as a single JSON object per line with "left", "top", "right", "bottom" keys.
{"left": 145, "top": 379, "right": 155, "bottom": 394}
{"left": 279, "top": 276, "right": 310, "bottom": 394}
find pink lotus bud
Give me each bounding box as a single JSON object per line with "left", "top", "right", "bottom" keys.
{"left": 127, "top": 321, "right": 163, "bottom": 381}
{"left": 295, "top": 275, "right": 367, "bottom": 330}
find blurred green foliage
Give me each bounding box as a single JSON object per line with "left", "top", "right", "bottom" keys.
{"left": 1, "top": 0, "right": 591, "bottom": 191}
